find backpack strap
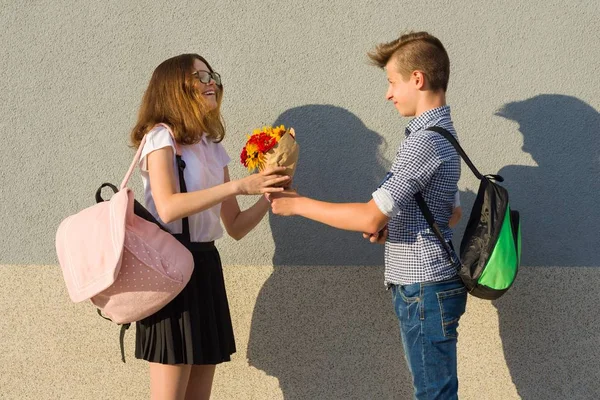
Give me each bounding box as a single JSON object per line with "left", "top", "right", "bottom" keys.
{"left": 119, "top": 323, "right": 131, "bottom": 363}
{"left": 413, "top": 126, "right": 468, "bottom": 266}
{"left": 97, "top": 309, "right": 131, "bottom": 362}
{"left": 425, "top": 126, "right": 486, "bottom": 180}
{"left": 156, "top": 123, "right": 183, "bottom": 156}
{"left": 414, "top": 192, "right": 457, "bottom": 265}
{"left": 119, "top": 123, "right": 183, "bottom": 190}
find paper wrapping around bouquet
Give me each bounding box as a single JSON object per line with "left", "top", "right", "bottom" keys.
{"left": 262, "top": 128, "right": 299, "bottom": 181}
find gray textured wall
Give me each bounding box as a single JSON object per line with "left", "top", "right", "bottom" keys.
{"left": 2, "top": 1, "right": 599, "bottom": 399}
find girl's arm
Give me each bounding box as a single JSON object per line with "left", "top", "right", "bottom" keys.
{"left": 148, "top": 147, "right": 289, "bottom": 223}
{"left": 220, "top": 167, "right": 273, "bottom": 240}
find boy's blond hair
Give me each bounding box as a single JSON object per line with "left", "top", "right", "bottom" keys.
{"left": 368, "top": 31, "right": 450, "bottom": 92}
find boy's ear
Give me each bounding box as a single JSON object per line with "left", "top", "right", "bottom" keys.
{"left": 413, "top": 70, "right": 426, "bottom": 90}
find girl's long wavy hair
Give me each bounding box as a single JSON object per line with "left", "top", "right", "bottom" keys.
{"left": 130, "top": 54, "right": 225, "bottom": 148}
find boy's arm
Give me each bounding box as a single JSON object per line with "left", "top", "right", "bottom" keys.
{"left": 271, "top": 132, "right": 445, "bottom": 235}
{"left": 270, "top": 191, "right": 390, "bottom": 234}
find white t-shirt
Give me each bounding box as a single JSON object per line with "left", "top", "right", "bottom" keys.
{"left": 139, "top": 125, "right": 231, "bottom": 242}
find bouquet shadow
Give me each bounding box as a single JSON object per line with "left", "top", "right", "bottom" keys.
{"left": 247, "top": 105, "right": 413, "bottom": 399}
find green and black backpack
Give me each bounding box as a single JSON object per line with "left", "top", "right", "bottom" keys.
{"left": 414, "top": 126, "right": 521, "bottom": 300}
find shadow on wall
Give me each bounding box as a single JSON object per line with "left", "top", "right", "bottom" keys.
{"left": 247, "top": 105, "right": 413, "bottom": 399}
{"left": 458, "top": 95, "right": 600, "bottom": 399}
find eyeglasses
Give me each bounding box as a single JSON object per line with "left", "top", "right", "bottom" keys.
{"left": 192, "top": 70, "right": 222, "bottom": 86}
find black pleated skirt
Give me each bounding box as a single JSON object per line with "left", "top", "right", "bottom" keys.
{"left": 135, "top": 241, "right": 236, "bottom": 365}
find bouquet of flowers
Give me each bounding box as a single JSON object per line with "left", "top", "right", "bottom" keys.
{"left": 240, "top": 125, "right": 299, "bottom": 181}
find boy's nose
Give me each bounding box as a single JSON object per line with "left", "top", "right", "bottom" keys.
{"left": 385, "top": 87, "right": 393, "bottom": 101}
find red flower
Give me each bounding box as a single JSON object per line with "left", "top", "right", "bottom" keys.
{"left": 240, "top": 147, "right": 248, "bottom": 166}
{"left": 240, "top": 125, "right": 289, "bottom": 171}
{"left": 248, "top": 132, "right": 276, "bottom": 153}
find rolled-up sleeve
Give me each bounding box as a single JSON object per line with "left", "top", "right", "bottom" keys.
{"left": 372, "top": 188, "right": 399, "bottom": 217}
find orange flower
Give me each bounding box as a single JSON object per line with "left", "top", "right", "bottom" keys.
{"left": 241, "top": 125, "right": 288, "bottom": 172}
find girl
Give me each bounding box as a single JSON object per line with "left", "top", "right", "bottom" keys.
{"left": 130, "top": 54, "right": 289, "bottom": 400}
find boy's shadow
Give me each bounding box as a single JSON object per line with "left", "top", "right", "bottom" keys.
{"left": 457, "top": 95, "right": 600, "bottom": 399}
{"left": 246, "top": 105, "right": 413, "bottom": 399}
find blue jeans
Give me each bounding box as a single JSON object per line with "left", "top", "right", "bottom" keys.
{"left": 391, "top": 277, "right": 467, "bottom": 400}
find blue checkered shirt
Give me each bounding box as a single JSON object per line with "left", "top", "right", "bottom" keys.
{"left": 372, "top": 106, "right": 461, "bottom": 285}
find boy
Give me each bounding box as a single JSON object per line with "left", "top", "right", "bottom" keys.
{"left": 270, "top": 31, "right": 466, "bottom": 399}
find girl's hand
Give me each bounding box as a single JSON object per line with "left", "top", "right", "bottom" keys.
{"left": 236, "top": 167, "right": 290, "bottom": 195}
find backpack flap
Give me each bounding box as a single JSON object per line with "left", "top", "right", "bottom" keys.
{"left": 459, "top": 177, "right": 509, "bottom": 290}
{"left": 56, "top": 189, "right": 130, "bottom": 303}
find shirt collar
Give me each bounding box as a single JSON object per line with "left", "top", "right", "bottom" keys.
{"left": 405, "top": 105, "right": 451, "bottom": 136}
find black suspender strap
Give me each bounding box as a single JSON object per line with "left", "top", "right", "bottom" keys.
{"left": 176, "top": 155, "right": 191, "bottom": 243}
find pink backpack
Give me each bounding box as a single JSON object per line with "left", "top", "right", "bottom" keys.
{"left": 56, "top": 124, "right": 194, "bottom": 327}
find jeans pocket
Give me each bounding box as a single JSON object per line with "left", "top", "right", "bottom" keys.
{"left": 398, "top": 283, "right": 420, "bottom": 304}
{"left": 436, "top": 286, "right": 467, "bottom": 338}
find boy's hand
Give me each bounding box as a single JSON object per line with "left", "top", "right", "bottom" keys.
{"left": 449, "top": 206, "right": 462, "bottom": 228}
{"left": 270, "top": 190, "right": 301, "bottom": 216}
{"left": 363, "top": 225, "right": 388, "bottom": 244}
